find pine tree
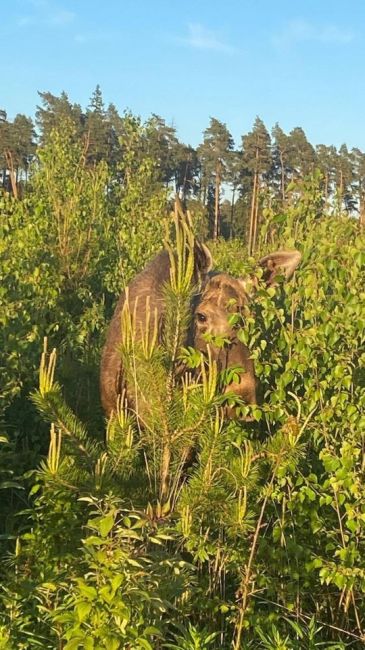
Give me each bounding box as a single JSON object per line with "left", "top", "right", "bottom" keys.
{"left": 85, "top": 85, "right": 112, "bottom": 164}
{"left": 89, "top": 84, "right": 105, "bottom": 115}
{"left": 0, "top": 110, "right": 11, "bottom": 190}
{"left": 11, "top": 114, "right": 36, "bottom": 183}
{"left": 173, "top": 143, "right": 200, "bottom": 200}
{"left": 226, "top": 149, "right": 242, "bottom": 237}
{"left": 287, "top": 126, "right": 316, "bottom": 179}
{"left": 36, "top": 90, "right": 85, "bottom": 144}
{"left": 316, "top": 144, "right": 337, "bottom": 208}
{"left": 143, "top": 114, "right": 182, "bottom": 188}
{"left": 105, "top": 102, "right": 124, "bottom": 167}
{"left": 241, "top": 117, "right": 271, "bottom": 254}
{"left": 352, "top": 147, "right": 365, "bottom": 227}
{"left": 335, "top": 144, "right": 356, "bottom": 214}
{"left": 271, "top": 123, "right": 291, "bottom": 203}
{"left": 198, "top": 117, "right": 234, "bottom": 239}
{"left": 0, "top": 111, "right": 36, "bottom": 196}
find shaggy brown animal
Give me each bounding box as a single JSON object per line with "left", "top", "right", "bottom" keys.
{"left": 100, "top": 246, "right": 301, "bottom": 417}
{"left": 100, "top": 242, "right": 213, "bottom": 416}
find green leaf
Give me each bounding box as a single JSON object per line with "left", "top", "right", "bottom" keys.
{"left": 99, "top": 512, "right": 115, "bottom": 537}
{"left": 75, "top": 581, "right": 97, "bottom": 601}
{"left": 76, "top": 601, "right": 92, "bottom": 622}
{"left": 64, "top": 639, "right": 84, "bottom": 650}
{"left": 136, "top": 639, "right": 153, "bottom": 650}
{"left": 111, "top": 574, "right": 124, "bottom": 592}
{"left": 144, "top": 626, "right": 161, "bottom": 636}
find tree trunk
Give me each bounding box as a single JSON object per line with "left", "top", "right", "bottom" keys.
{"left": 338, "top": 169, "right": 344, "bottom": 212}
{"left": 181, "top": 160, "right": 190, "bottom": 201}
{"left": 324, "top": 172, "right": 329, "bottom": 207}
{"left": 5, "top": 151, "right": 18, "bottom": 199}
{"left": 230, "top": 186, "right": 236, "bottom": 238}
{"left": 201, "top": 170, "right": 207, "bottom": 206}
{"left": 248, "top": 146, "right": 260, "bottom": 255}
{"left": 252, "top": 178, "right": 260, "bottom": 253}
{"left": 248, "top": 170, "right": 258, "bottom": 255}
{"left": 280, "top": 150, "right": 286, "bottom": 203}
{"left": 360, "top": 191, "right": 365, "bottom": 230}
{"left": 213, "top": 160, "right": 221, "bottom": 239}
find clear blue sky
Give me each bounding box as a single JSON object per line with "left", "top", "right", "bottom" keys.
{"left": 2, "top": 0, "right": 365, "bottom": 150}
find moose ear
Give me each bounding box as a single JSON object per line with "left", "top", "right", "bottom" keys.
{"left": 258, "top": 250, "right": 302, "bottom": 286}
{"left": 194, "top": 241, "right": 213, "bottom": 277}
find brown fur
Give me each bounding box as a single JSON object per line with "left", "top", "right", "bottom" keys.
{"left": 100, "top": 251, "right": 169, "bottom": 416}
{"left": 100, "top": 246, "right": 301, "bottom": 417}
{"left": 100, "top": 245, "right": 212, "bottom": 416}
{"left": 193, "top": 274, "right": 257, "bottom": 411}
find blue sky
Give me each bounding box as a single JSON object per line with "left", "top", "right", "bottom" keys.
{"left": 2, "top": 0, "right": 365, "bottom": 150}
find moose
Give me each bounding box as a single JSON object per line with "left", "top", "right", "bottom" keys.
{"left": 100, "top": 229, "right": 301, "bottom": 418}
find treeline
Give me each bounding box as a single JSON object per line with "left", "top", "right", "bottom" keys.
{"left": 2, "top": 85, "right": 365, "bottom": 249}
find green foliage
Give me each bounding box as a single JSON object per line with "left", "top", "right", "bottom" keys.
{"left": 0, "top": 113, "right": 167, "bottom": 442}
{"left": 1, "top": 113, "right": 365, "bottom": 649}
{"left": 45, "top": 499, "right": 189, "bottom": 650}
{"left": 164, "top": 623, "right": 219, "bottom": 649}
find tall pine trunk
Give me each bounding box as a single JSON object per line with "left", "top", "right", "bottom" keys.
{"left": 248, "top": 171, "right": 257, "bottom": 255}
{"left": 213, "top": 160, "right": 221, "bottom": 240}
{"left": 360, "top": 189, "right": 365, "bottom": 230}
{"left": 248, "top": 146, "right": 260, "bottom": 255}
{"left": 280, "top": 150, "right": 286, "bottom": 203}
{"left": 5, "top": 151, "right": 18, "bottom": 199}
{"left": 252, "top": 178, "right": 260, "bottom": 253}
{"left": 338, "top": 169, "right": 344, "bottom": 213}
{"left": 181, "top": 160, "right": 190, "bottom": 202}
{"left": 230, "top": 186, "right": 236, "bottom": 238}
{"left": 324, "top": 172, "right": 329, "bottom": 204}
{"left": 248, "top": 143, "right": 260, "bottom": 255}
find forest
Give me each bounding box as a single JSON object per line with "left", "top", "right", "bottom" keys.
{"left": 0, "top": 86, "right": 365, "bottom": 649}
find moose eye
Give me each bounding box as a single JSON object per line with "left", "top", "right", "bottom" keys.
{"left": 196, "top": 312, "right": 207, "bottom": 323}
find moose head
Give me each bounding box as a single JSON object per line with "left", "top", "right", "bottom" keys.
{"left": 192, "top": 250, "right": 302, "bottom": 414}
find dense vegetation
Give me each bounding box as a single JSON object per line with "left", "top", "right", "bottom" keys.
{"left": 0, "top": 89, "right": 365, "bottom": 648}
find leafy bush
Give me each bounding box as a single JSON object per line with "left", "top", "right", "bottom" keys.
{"left": 0, "top": 116, "right": 167, "bottom": 449}
{"left": 1, "top": 157, "right": 364, "bottom": 648}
